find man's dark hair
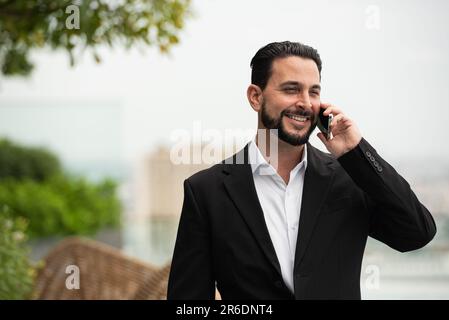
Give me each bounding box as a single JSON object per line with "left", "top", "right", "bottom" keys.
{"left": 250, "top": 41, "right": 322, "bottom": 90}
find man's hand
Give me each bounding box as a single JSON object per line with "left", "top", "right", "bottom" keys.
{"left": 317, "top": 103, "right": 362, "bottom": 158}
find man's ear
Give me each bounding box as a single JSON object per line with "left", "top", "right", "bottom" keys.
{"left": 247, "top": 84, "right": 263, "bottom": 112}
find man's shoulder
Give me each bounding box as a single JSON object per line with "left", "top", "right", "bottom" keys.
{"left": 186, "top": 162, "right": 227, "bottom": 185}
{"left": 186, "top": 147, "right": 247, "bottom": 186}
{"left": 311, "top": 144, "right": 338, "bottom": 163}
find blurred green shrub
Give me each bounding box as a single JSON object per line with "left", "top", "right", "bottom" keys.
{"left": 0, "top": 138, "right": 121, "bottom": 238}
{"left": 0, "top": 207, "right": 35, "bottom": 299}
{"left": 0, "top": 138, "right": 62, "bottom": 182}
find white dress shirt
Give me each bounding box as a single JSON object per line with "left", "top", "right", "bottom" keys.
{"left": 248, "top": 139, "right": 308, "bottom": 293}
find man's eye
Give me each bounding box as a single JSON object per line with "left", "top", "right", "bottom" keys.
{"left": 284, "top": 88, "right": 298, "bottom": 93}
{"left": 311, "top": 91, "right": 320, "bottom": 96}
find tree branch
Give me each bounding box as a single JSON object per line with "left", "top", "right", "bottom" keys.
{"left": 0, "top": 1, "right": 72, "bottom": 17}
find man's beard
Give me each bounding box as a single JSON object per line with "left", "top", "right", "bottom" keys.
{"left": 261, "top": 102, "right": 317, "bottom": 146}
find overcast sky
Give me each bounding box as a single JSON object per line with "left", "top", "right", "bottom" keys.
{"left": 1, "top": 0, "right": 448, "bottom": 170}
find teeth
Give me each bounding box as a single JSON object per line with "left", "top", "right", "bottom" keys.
{"left": 287, "top": 114, "right": 308, "bottom": 122}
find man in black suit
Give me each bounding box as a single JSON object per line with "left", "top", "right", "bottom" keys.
{"left": 167, "top": 41, "right": 436, "bottom": 299}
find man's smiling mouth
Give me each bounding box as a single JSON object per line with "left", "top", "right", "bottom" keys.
{"left": 285, "top": 113, "right": 310, "bottom": 123}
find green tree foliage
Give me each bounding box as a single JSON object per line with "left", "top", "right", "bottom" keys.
{"left": 0, "top": 138, "right": 121, "bottom": 238}
{"left": 0, "top": 207, "right": 35, "bottom": 300}
{"left": 0, "top": 138, "right": 62, "bottom": 182}
{"left": 0, "top": 0, "right": 192, "bottom": 76}
{"left": 0, "top": 176, "right": 121, "bottom": 237}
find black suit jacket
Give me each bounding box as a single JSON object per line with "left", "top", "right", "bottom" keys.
{"left": 167, "top": 138, "right": 436, "bottom": 299}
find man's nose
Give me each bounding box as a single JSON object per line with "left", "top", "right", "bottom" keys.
{"left": 295, "top": 93, "right": 313, "bottom": 109}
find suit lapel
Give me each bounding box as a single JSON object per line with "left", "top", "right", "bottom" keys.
{"left": 294, "top": 143, "right": 336, "bottom": 272}
{"left": 222, "top": 145, "right": 283, "bottom": 279}
{"left": 221, "top": 143, "right": 337, "bottom": 284}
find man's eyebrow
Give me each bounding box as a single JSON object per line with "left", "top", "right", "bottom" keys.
{"left": 279, "top": 81, "right": 300, "bottom": 87}
{"left": 279, "top": 81, "right": 321, "bottom": 91}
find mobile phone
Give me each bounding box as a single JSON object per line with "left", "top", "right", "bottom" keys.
{"left": 317, "top": 108, "right": 333, "bottom": 140}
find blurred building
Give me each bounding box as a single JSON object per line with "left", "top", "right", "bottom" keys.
{"left": 133, "top": 143, "right": 242, "bottom": 219}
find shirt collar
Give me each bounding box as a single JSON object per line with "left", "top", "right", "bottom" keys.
{"left": 248, "top": 137, "right": 308, "bottom": 175}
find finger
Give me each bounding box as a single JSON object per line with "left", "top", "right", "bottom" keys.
{"left": 330, "top": 113, "right": 346, "bottom": 127}
{"left": 320, "top": 102, "right": 331, "bottom": 110}
{"left": 331, "top": 116, "right": 351, "bottom": 134}
{"left": 317, "top": 132, "right": 329, "bottom": 145}
{"left": 332, "top": 123, "right": 351, "bottom": 136}
{"left": 332, "top": 113, "right": 352, "bottom": 126}
{"left": 323, "top": 106, "right": 343, "bottom": 116}
{"left": 329, "top": 114, "right": 343, "bottom": 133}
